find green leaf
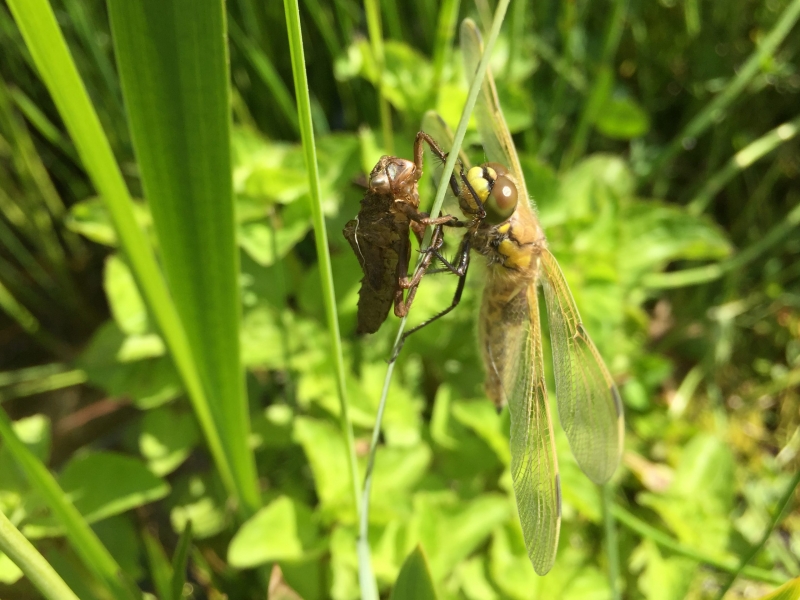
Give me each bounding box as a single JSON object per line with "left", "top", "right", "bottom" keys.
{"left": 139, "top": 406, "right": 199, "bottom": 476}
{"left": 141, "top": 530, "right": 173, "bottom": 600}
{"left": 106, "top": 0, "right": 259, "bottom": 513}
{"left": 410, "top": 492, "right": 509, "bottom": 581}
{"left": 170, "top": 520, "right": 192, "bottom": 600}
{"left": 93, "top": 515, "right": 143, "bottom": 582}
{"left": 77, "top": 321, "right": 182, "bottom": 409}
{"left": 237, "top": 200, "right": 313, "bottom": 267}
{"left": 228, "top": 496, "right": 320, "bottom": 568}
{"left": 619, "top": 201, "right": 732, "bottom": 282}
{"left": 594, "top": 95, "right": 651, "bottom": 139}
{"left": 757, "top": 577, "right": 800, "bottom": 600}
{"left": 23, "top": 452, "right": 169, "bottom": 538}
{"left": 390, "top": 546, "right": 437, "bottom": 600}
{"left": 104, "top": 255, "right": 149, "bottom": 336}
{"left": 0, "top": 551, "right": 23, "bottom": 584}
{"left": 292, "top": 417, "right": 354, "bottom": 521}
{"left": 639, "top": 434, "right": 735, "bottom": 554}
{"left": 634, "top": 541, "right": 696, "bottom": 600}
{"left": 64, "top": 197, "right": 151, "bottom": 247}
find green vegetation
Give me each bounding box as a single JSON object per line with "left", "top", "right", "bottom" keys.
{"left": 0, "top": 0, "right": 799, "bottom": 599}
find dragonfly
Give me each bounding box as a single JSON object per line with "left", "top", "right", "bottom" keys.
{"left": 408, "top": 20, "right": 625, "bottom": 575}
{"left": 343, "top": 132, "right": 461, "bottom": 334}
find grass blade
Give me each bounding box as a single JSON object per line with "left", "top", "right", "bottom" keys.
{"left": 6, "top": 0, "right": 241, "bottom": 509}
{"left": 716, "top": 469, "right": 800, "bottom": 598}
{"left": 106, "top": 0, "right": 260, "bottom": 516}
{"left": 649, "top": 0, "right": 800, "bottom": 178}
{"left": 282, "top": 0, "right": 362, "bottom": 586}
{"left": 612, "top": 504, "right": 784, "bottom": 585}
{"left": 0, "top": 509, "right": 79, "bottom": 600}
{"left": 688, "top": 115, "right": 800, "bottom": 215}
{"left": 0, "top": 410, "right": 138, "bottom": 599}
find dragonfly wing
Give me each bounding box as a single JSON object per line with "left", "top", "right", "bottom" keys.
{"left": 480, "top": 282, "right": 561, "bottom": 575}
{"left": 460, "top": 19, "right": 529, "bottom": 202}
{"left": 540, "top": 248, "right": 624, "bottom": 484}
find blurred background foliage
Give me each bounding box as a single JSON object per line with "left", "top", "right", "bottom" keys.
{"left": 0, "top": 0, "right": 799, "bottom": 598}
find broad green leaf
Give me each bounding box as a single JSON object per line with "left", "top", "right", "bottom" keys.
{"left": 619, "top": 201, "right": 732, "bottom": 282}
{"left": 77, "top": 321, "right": 182, "bottom": 409}
{"left": 634, "top": 541, "right": 696, "bottom": 600}
{"left": 228, "top": 496, "right": 320, "bottom": 568}
{"left": 390, "top": 546, "right": 437, "bottom": 600}
{"left": 409, "top": 492, "right": 508, "bottom": 581}
{"left": 107, "top": 0, "right": 259, "bottom": 513}
{"left": 64, "top": 197, "right": 151, "bottom": 247}
{"left": 639, "top": 434, "right": 735, "bottom": 553}
{"left": 757, "top": 577, "right": 800, "bottom": 600}
{"left": 93, "top": 515, "right": 143, "bottom": 582}
{"left": 0, "top": 552, "right": 23, "bottom": 584}
{"left": 237, "top": 200, "right": 312, "bottom": 267}
{"left": 330, "top": 526, "right": 359, "bottom": 600}
{"left": 292, "top": 418, "right": 354, "bottom": 521}
{"left": 595, "top": 95, "right": 651, "bottom": 139}
{"left": 170, "top": 474, "right": 230, "bottom": 540}
{"left": 369, "top": 445, "right": 432, "bottom": 520}
{"left": 104, "top": 255, "right": 148, "bottom": 336}
{"left": 139, "top": 407, "right": 199, "bottom": 476}
{"left": 451, "top": 399, "right": 510, "bottom": 465}
{"left": 23, "top": 453, "right": 169, "bottom": 538}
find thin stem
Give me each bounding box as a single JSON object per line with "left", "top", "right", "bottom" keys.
{"left": 283, "top": 0, "right": 362, "bottom": 577}
{"left": 602, "top": 484, "right": 621, "bottom": 600}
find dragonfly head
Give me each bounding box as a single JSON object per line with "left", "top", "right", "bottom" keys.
{"left": 369, "top": 157, "right": 418, "bottom": 199}
{"left": 463, "top": 162, "right": 518, "bottom": 224}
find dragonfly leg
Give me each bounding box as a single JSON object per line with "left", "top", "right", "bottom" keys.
{"left": 390, "top": 236, "right": 471, "bottom": 363}
{"left": 415, "top": 131, "right": 463, "bottom": 197}
{"left": 394, "top": 225, "right": 446, "bottom": 317}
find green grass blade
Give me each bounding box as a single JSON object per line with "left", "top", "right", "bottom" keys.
{"left": 105, "top": 0, "right": 260, "bottom": 516}
{"left": 716, "top": 468, "right": 800, "bottom": 598}
{"left": 0, "top": 410, "right": 139, "bottom": 599}
{"left": 228, "top": 18, "right": 300, "bottom": 135}
{"left": 170, "top": 520, "right": 193, "bottom": 600}
{"left": 284, "top": 0, "right": 361, "bottom": 556}
{"left": 6, "top": 0, "right": 240, "bottom": 509}
{"left": 650, "top": 0, "right": 800, "bottom": 177}
{"left": 562, "top": 0, "right": 629, "bottom": 169}
{"left": 612, "top": 505, "right": 784, "bottom": 585}
{"left": 688, "top": 115, "right": 800, "bottom": 215}
{"left": 364, "top": 0, "right": 394, "bottom": 153}
{"left": 430, "top": 0, "right": 461, "bottom": 107}
{"left": 644, "top": 200, "right": 800, "bottom": 289}
{"left": 0, "top": 509, "right": 79, "bottom": 600}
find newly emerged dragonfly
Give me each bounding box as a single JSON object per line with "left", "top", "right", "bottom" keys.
{"left": 343, "top": 132, "right": 460, "bottom": 334}
{"left": 410, "top": 20, "right": 625, "bottom": 575}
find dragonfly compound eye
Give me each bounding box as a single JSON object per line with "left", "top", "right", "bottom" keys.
{"left": 466, "top": 163, "right": 517, "bottom": 224}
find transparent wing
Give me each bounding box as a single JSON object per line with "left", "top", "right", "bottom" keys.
{"left": 479, "top": 283, "right": 561, "bottom": 575}
{"left": 540, "top": 248, "right": 624, "bottom": 484}
{"left": 460, "top": 19, "right": 529, "bottom": 202}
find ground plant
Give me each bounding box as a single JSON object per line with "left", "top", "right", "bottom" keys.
{"left": 0, "top": 0, "right": 799, "bottom": 599}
